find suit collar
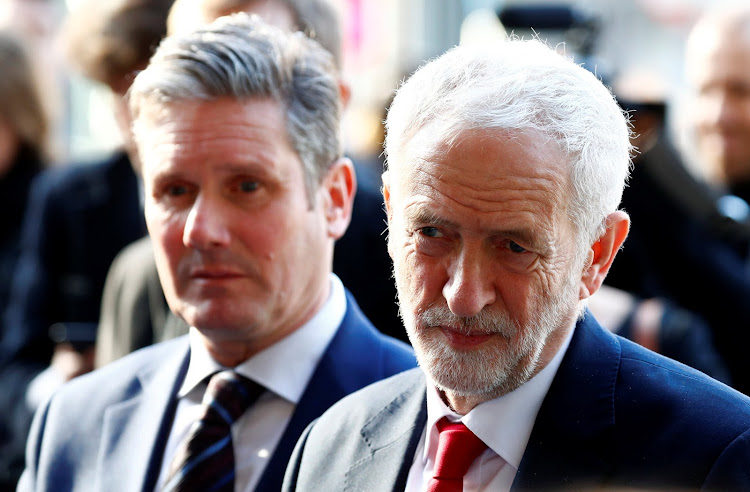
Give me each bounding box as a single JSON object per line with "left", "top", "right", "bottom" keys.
{"left": 256, "top": 290, "right": 395, "bottom": 490}
{"left": 513, "top": 311, "right": 620, "bottom": 490}
{"left": 95, "top": 338, "right": 190, "bottom": 492}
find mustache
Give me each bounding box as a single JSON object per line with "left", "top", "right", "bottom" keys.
{"left": 178, "top": 249, "right": 261, "bottom": 277}
{"left": 418, "top": 305, "right": 518, "bottom": 337}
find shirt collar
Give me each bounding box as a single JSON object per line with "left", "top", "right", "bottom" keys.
{"left": 179, "top": 273, "right": 347, "bottom": 404}
{"left": 423, "top": 320, "right": 576, "bottom": 469}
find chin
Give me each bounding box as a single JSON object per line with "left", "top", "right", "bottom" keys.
{"left": 178, "top": 301, "right": 247, "bottom": 332}
{"left": 414, "top": 329, "right": 535, "bottom": 398}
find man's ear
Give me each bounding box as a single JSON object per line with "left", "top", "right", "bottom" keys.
{"left": 323, "top": 157, "right": 356, "bottom": 239}
{"left": 382, "top": 170, "right": 394, "bottom": 260}
{"left": 338, "top": 79, "right": 352, "bottom": 110}
{"left": 579, "top": 210, "right": 630, "bottom": 300}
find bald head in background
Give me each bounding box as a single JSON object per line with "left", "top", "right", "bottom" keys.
{"left": 167, "top": 0, "right": 343, "bottom": 70}
{"left": 686, "top": 7, "right": 750, "bottom": 186}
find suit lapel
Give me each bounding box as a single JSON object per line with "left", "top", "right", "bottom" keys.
{"left": 94, "top": 339, "right": 190, "bottom": 492}
{"left": 346, "top": 370, "right": 428, "bottom": 492}
{"left": 513, "top": 312, "right": 620, "bottom": 490}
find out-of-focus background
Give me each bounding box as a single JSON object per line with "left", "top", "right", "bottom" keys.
{"left": 0, "top": 0, "right": 735, "bottom": 173}
{"left": 4, "top": 0, "right": 750, "bottom": 489}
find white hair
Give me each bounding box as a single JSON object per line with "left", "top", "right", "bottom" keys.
{"left": 385, "top": 38, "right": 632, "bottom": 246}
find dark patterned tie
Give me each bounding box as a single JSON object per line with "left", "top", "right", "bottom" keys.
{"left": 426, "top": 417, "right": 488, "bottom": 492}
{"left": 162, "top": 370, "right": 264, "bottom": 492}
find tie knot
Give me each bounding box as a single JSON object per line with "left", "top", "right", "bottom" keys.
{"left": 431, "top": 417, "right": 488, "bottom": 486}
{"left": 164, "top": 371, "right": 263, "bottom": 491}
{"left": 202, "top": 370, "right": 264, "bottom": 425}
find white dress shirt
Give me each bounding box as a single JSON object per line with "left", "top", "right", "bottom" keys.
{"left": 405, "top": 323, "right": 575, "bottom": 492}
{"left": 155, "top": 274, "right": 346, "bottom": 492}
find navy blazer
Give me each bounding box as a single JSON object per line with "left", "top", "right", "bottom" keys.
{"left": 284, "top": 312, "right": 750, "bottom": 491}
{"left": 18, "top": 292, "right": 416, "bottom": 492}
{"left": 1, "top": 150, "right": 146, "bottom": 367}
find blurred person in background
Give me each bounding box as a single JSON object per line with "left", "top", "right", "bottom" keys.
{"left": 0, "top": 30, "right": 49, "bottom": 335}
{"left": 0, "top": 0, "right": 66, "bottom": 160}
{"left": 0, "top": 0, "right": 174, "bottom": 488}
{"left": 686, "top": 7, "right": 750, "bottom": 208}
{"left": 0, "top": 30, "right": 50, "bottom": 490}
{"left": 96, "top": 0, "right": 403, "bottom": 368}
{"left": 592, "top": 70, "right": 734, "bottom": 385}
{"left": 636, "top": 5, "right": 750, "bottom": 395}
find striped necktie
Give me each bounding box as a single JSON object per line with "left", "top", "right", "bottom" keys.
{"left": 163, "top": 370, "right": 264, "bottom": 492}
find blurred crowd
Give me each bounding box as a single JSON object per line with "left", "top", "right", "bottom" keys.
{"left": 2, "top": 0, "right": 750, "bottom": 489}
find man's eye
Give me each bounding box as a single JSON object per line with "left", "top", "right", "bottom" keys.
{"left": 167, "top": 185, "right": 189, "bottom": 196}
{"left": 239, "top": 181, "right": 259, "bottom": 192}
{"left": 508, "top": 241, "right": 526, "bottom": 253}
{"left": 419, "top": 227, "right": 443, "bottom": 238}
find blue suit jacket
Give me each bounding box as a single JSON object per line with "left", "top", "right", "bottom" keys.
{"left": 19, "top": 292, "right": 415, "bottom": 492}
{"left": 284, "top": 312, "right": 750, "bottom": 491}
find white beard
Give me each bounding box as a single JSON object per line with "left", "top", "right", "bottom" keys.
{"left": 399, "top": 272, "right": 581, "bottom": 399}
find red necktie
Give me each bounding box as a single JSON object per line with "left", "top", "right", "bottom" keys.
{"left": 427, "top": 417, "right": 488, "bottom": 492}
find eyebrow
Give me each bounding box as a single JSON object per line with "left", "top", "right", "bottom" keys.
{"left": 405, "top": 204, "right": 541, "bottom": 248}
{"left": 404, "top": 207, "right": 457, "bottom": 229}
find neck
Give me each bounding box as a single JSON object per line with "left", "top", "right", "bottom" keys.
{"left": 439, "top": 390, "right": 489, "bottom": 415}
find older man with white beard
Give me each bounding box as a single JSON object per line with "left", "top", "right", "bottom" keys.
{"left": 283, "top": 38, "right": 750, "bottom": 492}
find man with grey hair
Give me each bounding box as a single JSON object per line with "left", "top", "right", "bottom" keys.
{"left": 18, "top": 13, "right": 414, "bottom": 492}
{"left": 94, "top": 0, "right": 402, "bottom": 368}
{"left": 283, "top": 39, "right": 750, "bottom": 491}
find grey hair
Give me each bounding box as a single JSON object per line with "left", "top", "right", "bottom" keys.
{"left": 385, "top": 39, "right": 632, "bottom": 247}
{"left": 130, "top": 12, "right": 342, "bottom": 198}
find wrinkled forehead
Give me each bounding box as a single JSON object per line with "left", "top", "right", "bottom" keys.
{"left": 389, "top": 125, "right": 569, "bottom": 184}
{"left": 386, "top": 126, "right": 573, "bottom": 219}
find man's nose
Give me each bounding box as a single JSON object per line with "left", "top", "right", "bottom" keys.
{"left": 442, "top": 248, "right": 496, "bottom": 318}
{"left": 183, "top": 194, "right": 231, "bottom": 250}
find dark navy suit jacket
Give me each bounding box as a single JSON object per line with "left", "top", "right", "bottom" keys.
{"left": 284, "top": 312, "right": 750, "bottom": 491}
{"left": 1, "top": 150, "right": 145, "bottom": 368}
{"left": 18, "top": 292, "right": 415, "bottom": 492}
{"left": 0, "top": 151, "right": 146, "bottom": 490}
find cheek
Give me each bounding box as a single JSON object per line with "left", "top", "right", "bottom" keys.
{"left": 238, "top": 203, "right": 321, "bottom": 269}
{"left": 688, "top": 100, "right": 714, "bottom": 131}
{"left": 147, "top": 209, "right": 187, "bottom": 265}
{"left": 499, "top": 260, "right": 565, "bottom": 323}
{"left": 250, "top": 206, "right": 304, "bottom": 252}
{"left": 398, "top": 248, "right": 446, "bottom": 306}
{"left": 495, "top": 276, "right": 532, "bottom": 322}
{"left": 235, "top": 217, "right": 272, "bottom": 254}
